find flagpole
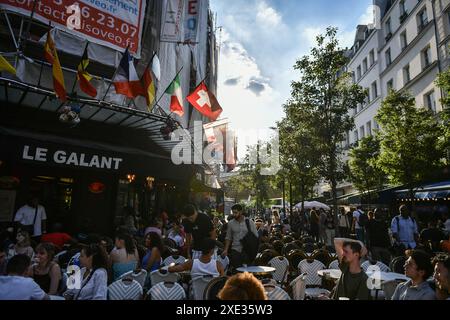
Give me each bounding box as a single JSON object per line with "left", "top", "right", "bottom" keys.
{"left": 70, "top": 42, "right": 89, "bottom": 96}
{"left": 126, "top": 51, "right": 157, "bottom": 109}
{"left": 151, "top": 66, "right": 184, "bottom": 113}
{"left": 101, "top": 45, "right": 130, "bottom": 101}
{"left": 18, "top": 0, "right": 37, "bottom": 53}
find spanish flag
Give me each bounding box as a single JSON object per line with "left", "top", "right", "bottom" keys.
{"left": 0, "top": 55, "right": 16, "bottom": 75}
{"left": 44, "top": 31, "right": 66, "bottom": 102}
{"left": 77, "top": 46, "right": 97, "bottom": 98}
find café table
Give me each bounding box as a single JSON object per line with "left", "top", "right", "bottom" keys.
{"left": 236, "top": 266, "right": 276, "bottom": 278}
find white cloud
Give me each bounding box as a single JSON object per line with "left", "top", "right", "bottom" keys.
{"left": 300, "top": 26, "right": 355, "bottom": 49}
{"left": 256, "top": 1, "right": 282, "bottom": 27}
{"left": 358, "top": 4, "right": 375, "bottom": 25}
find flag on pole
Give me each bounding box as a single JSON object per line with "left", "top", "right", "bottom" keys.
{"left": 113, "top": 48, "right": 144, "bottom": 99}
{"left": 77, "top": 46, "right": 97, "bottom": 98}
{"left": 0, "top": 55, "right": 16, "bottom": 75}
{"left": 141, "top": 65, "right": 156, "bottom": 110}
{"left": 165, "top": 74, "right": 184, "bottom": 117}
{"left": 152, "top": 54, "right": 161, "bottom": 81}
{"left": 44, "top": 31, "right": 66, "bottom": 102}
{"left": 187, "top": 81, "right": 223, "bottom": 121}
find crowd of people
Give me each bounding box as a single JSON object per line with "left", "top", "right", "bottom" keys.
{"left": 0, "top": 197, "right": 449, "bottom": 301}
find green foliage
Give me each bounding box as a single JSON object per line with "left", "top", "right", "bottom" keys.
{"left": 348, "top": 135, "right": 386, "bottom": 204}
{"left": 375, "top": 90, "right": 444, "bottom": 189}
{"left": 436, "top": 68, "right": 450, "bottom": 164}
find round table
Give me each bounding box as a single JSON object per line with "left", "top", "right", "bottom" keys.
{"left": 236, "top": 266, "right": 276, "bottom": 277}
{"left": 317, "top": 269, "right": 410, "bottom": 283}
{"left": 317, "top": 269, "right": 342, "bottom": 280}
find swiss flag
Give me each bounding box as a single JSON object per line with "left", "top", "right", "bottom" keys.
{"left": 187, "top": 81, "right": 223, "bottom": 121}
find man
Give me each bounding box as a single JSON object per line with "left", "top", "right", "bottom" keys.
{"left": 391, "top": 249, "right": 435, "bottom": 300}
{"left": 319, "top": 209, "right": 328, "bottom": 245}
{"left": 222, "top": 204, "right": 258, "bottom": 269}
{"left": 255, "top": 218, "right": 269, "bottom": 243}
{"left": 420, "top": 219, "right": 447, "bottom": 252}
{"left": 338, "top": 207, "right": 351, "bottom": 238}
{"left": 0, "top": 254, "right": 49, "bottom": 300}
{"left": 181, "top": 204, "right": 216, "bottom": 260}
{"left": 321, "top": 238, "right": 370, "bottom": 300}
{"left": 432, "top": 254, "right": 450, "bottom": 300}
{"left": 391, "top": 205, "right": 419, "bottom": 250}
{"left": 14, "top": 195, "right": 47, "bottom": 242}
{"left": 366, "top": 209, "right": 392, "bottom": 266}
{"left": 352, "top": 206, "right": 366, "bottom": 243}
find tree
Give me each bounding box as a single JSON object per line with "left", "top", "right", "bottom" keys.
{"left": 375, "top": 89, "right": 444, "bottom": 209}
{"left": 348, "top": 135, "right": 386, "bottom": 206}
{"left": 436, "top": 68, "right": 450, "bottom": 165}
{"left": 290, "top": 27, "right": 367, "bottom": 219}
{"left": 278, "top": 100, "right": 320, "bottom": 212}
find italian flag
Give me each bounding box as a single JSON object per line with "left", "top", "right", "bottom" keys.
{"left": 165, "top": 74, "right": 184, "bottom": 117}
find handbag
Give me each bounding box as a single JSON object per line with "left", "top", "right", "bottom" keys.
{"left": 240, "top": 219, "right": 259, "bottom": 262}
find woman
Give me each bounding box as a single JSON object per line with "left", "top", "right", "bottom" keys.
{"left": 218, "top": 272, "right": 267, "bottom": 300}
{"left": 309, "top": 210, "right": 320, "bottom": 242}
{"left": 142, "top": 232, "right": 163, "bottom": 272}
{"left": 110, "top": 232, "right": 139, "bottom": 281}
{"left": 13, "top": 231, "right": 34, "bottom": 259}
{"left": 63, "top": 244, "right": 108, "bottom": 300}
{"left": 31, "top": 242, "right": 62, "bottom": 295}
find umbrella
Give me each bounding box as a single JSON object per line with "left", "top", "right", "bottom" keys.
{"left": 294, "top": 201, "right": 330, "bottom": 211}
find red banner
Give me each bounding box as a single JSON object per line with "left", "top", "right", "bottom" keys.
{"left": 0, "top": 0, "right": 146, "bottom": 57}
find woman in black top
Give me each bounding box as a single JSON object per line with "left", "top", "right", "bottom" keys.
{"left": 31, "top": 242, "right": 62, "bottom": 295}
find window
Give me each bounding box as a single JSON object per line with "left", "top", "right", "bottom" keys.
{"left": 385, "top": 48, "right": 392, "bottom": 68}
{"left": 363, "top": 58, "right": 368, "bottom": 73}
{"left": 354, "top": 130, "right": 359, "bottom": 143}
{"left": 345, "top": 132, "right": 350, "bottom": 148}
{"left": 357, "top": 65, "right": 362, "bottom": 80}
{"left": 385, "top": 18, "right": 392, "bottom": 36}
{"left": 400, "top": 31, "right": 408, "bottom": 50}
{"left": 369, "top": 50, "right": 375, "bottom": 66}
{"left": 371, "top": 81, "right": 378, "bottom": 99}
{"left": 360, "top": 126, "right": 365, "bottom": 139}
{"left": 365, "top": 90, "right": 370, "bottom": 105}
{"left": 399, "top": 0, "right": 406, "bottom": 16}
{"left": 422, "top": 46, "right": 432, "bottom": 68}
{"left": 366, "top": 121, "right": 372, "bottom": 136}
{"left": 387, "top": 79, "right": 394, "bottom": 91}
{"left": 417, "top": 8, "right": 428, "bottom": 31}
{"left": 403, "top": 64, "right": 411, "bottom": 84}
{"left": 425, "top": 90, "right": 436, "bottom": 112}
{"left": 373, "top": 120, "right": 380, "bottom": 131}
{"left": 351, "top": 71, "right": 356, "bottom": 83}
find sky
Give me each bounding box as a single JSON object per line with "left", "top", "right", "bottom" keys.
{"left": 210, "top": 0, "right": 374, "bottom": 158}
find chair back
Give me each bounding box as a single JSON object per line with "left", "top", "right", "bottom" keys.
{"left": 268, "top": 256, "right": 290, "bottom": 284}
{"left": 328, "top": 259, "right": 339, "bottom": 270}
{"left": 290, "top": 273, "right": 307, "bottom": 300}
{"left": 108, "top": 278, "right": 143, "bottom": 300}
{"left": 389, "top": 256, "right": 406, "bottom": 274}
{"left": 311, "top": 249, "right": 331, "bottom": 267}
{"left": 191, "top": 275, "right": 216, "bottom": 300}
{"left": 361, "top": 260, "right": 391, "bottom": 272}
{"left": 119, "top": 269, "right": 148, "bottom": 289}
{"left": 302, "top": 243, "right": 316, "bottom": 254}
{"left": 272, "top": 240, "right": 284, "bottom": 255}
{"left": 287, "top": 250, "right": 307, "bottom": 270}
{"left": 203, "top": 276, "right": 228, "bottom": 300}
{"left": 148, "top": 282, "right": 186, "bottom": 300}
{"left": 163, "top": 255, "right": 187, "bottom": 266}
{"left": 298, "top": 259, "right": 326, "bottom": 286}
{"left": 150, "top": 269, "right": 180, "bottom": 287}
{"left": 381, "top": 280, "right": 403, "bottom": 300}
{"left": 264, "top": 284, "right": 291, "bottom": 300}
{"left": 282, "top": 242, "right": 300, "bottom": 255}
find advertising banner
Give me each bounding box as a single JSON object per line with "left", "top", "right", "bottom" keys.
{"left": 0, "top": 0, "right": 147, "bottom": 57}
{"left": 160, "top": 0, "right": 184, "bottom": 43}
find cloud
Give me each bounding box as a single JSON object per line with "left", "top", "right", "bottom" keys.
{"left": 256, "top": 1, "right": 282, "bottom": 27}
{"left": 224, "top": 77, "right": 241, "bottom": 86}
{"left": 247, "top": 78, "right": 267, "bottom": 96}
{"left": 300, "top": 26, "right": 355, "bottom": 49}
{"left": 358, "top": 4, "right": 375, "bottom": 25}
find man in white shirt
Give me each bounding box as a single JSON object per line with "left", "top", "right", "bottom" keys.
{"left": 0, "top": 254, "right": 49, "bottom": 300}
{"left": 391, "top": 205, "right": 419, "bottom": 249}
{"left": 14, "top": 196, "right": 47, "bottom": 240}
{"left": 352, "top": 206, "right": 365, "bottom": 243}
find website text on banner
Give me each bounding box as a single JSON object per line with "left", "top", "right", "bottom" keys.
{"left": 0, "top": 0, "right": 147, "bottom": 56}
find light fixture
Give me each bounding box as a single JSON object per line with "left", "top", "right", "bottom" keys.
{"left": 160, "top": 117, "right": 178, "bottom": 140}
{"left": 146, "top": 176, "right": 155, "bottom": 189}
{"left": 88, "top": 182, "right": 105, "bottom": 194}
{"left": 127, "top": 174, "right": 136, "bottom": 183}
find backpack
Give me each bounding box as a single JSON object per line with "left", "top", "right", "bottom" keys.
{"left": 240, "top": 219, "right": 259, "bottom": 262}
{"left": 357, "top": 211, "right": 369, "bottom": 227}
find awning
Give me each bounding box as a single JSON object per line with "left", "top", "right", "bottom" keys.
{"left": 395, "top": 181, "right": 450, "bottom": 200}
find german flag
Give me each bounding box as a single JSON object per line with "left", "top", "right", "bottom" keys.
{"left": 0, "top": 55, "right": 16, "bottom": 75}
{"left": 142, "top": 64, "right": 156, "bottom": 111}
{"left": 44, "top": 31, "right": 66, "bottom": 102}
{"left": 77, "top": 46, "right": 97, "bottom": 98}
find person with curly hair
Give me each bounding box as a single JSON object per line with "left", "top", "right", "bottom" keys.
{"left": 218, "top": 272, "right": 267, "bottom": 300}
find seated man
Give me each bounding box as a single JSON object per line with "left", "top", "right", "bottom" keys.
{"left": 432, "top": 254, "right": 449, "bottom": 300}
{"left": 168, "top": 238, "right": 224, "bottom": 278}
{"left": 392, "top": 249, "right": 435, "bottom": 300}
{"left": 0, "top": 254, "right": 49, "bottom": 300}
{"left": 321, "top": 238, "right": 370, "bottom": 300}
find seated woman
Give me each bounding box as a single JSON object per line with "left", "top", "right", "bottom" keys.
{"left": 218, "top": 272, "right": 267, "bottom": 300}
{"left": 12, "top": 231, "right": 34, "bottom": 259}
{"left": 168, "top": 238, "right": 224, "bottom": 277}
{"left": 110, "top": 231, "right": 139, "bottom": 281}
{"left": 63, "top": 244, "right": 108, "bottom": 300}
{"left": 142, "top": 232, "right": 163, "bottom": 272}
{"left": 30, "top": 242, "right": 62, "bottom": 296}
